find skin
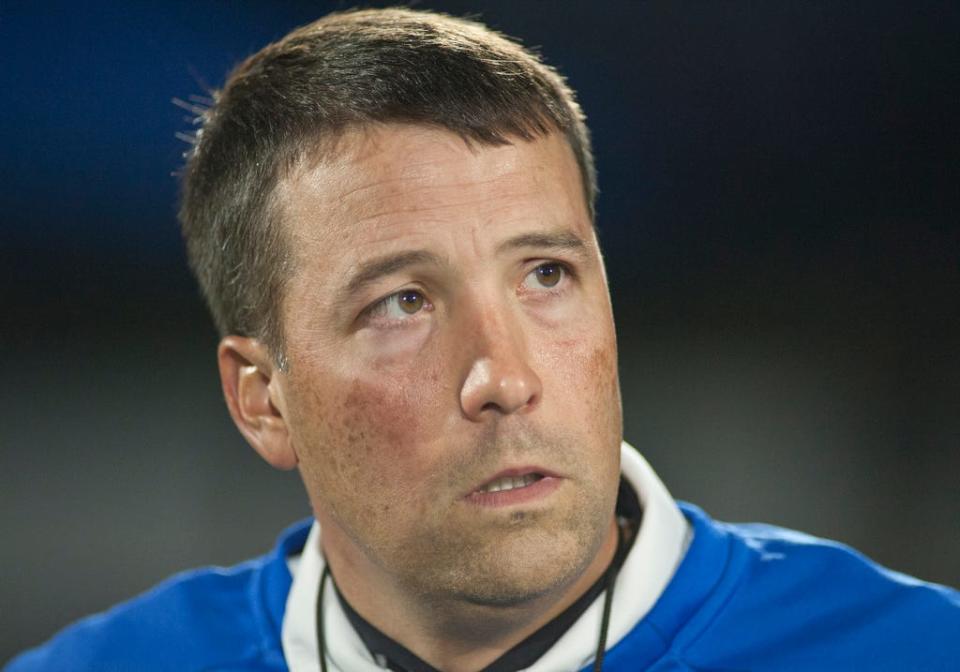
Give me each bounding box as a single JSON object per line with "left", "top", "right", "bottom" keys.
{"left": 218, "top": 124, "right": 623, "bottom": 671}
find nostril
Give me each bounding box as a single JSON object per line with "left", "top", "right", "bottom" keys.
{"left": 478, "top": 391, "right": 537, "bottom": 416}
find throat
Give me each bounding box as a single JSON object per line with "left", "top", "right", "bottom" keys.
{"left": 331, "top": 573, "right": 609, "bottom": 672}
{"left": 321, "top": 516, "right": 628, "bottom": 672}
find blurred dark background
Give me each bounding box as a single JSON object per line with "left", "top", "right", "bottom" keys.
{"left": 2, "top": 0, "right": 958, "bottom": 662}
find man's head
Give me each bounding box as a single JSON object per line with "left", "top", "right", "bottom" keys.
{"left": 179, "top": 8, "right": 621, "bottom": 620}
{"left": 179, "top": 8, "right": 596, "bottom": 363}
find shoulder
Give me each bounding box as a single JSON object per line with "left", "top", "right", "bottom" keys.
{"left": 719, "top": 514, "right": 959, "bottom": 618}
{"left": 4, "top": 519, "right": 312, "bottom": 672}
{"left": 673, "top": 504, "right": 960, "bottom": 670}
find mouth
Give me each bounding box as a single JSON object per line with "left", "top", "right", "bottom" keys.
{"left": 465, "top": 467, "right": 562, "bottom": 507}
{"left": 476, "top": 472, "right": 544, "bottom": 493}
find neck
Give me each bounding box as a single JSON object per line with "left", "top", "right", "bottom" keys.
{"left": 321, "top": 516, "right": 619, "bottom": 672}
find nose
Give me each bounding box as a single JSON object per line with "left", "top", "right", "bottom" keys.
{"left": 459, "top": 308, "right": 542, "bottom": 421}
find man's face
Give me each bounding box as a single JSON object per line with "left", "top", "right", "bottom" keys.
{"left": 274, "top": 125, "right": 622, "bottom": 605}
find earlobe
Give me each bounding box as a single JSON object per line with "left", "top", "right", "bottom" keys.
{"left": 217, "top": 336, "right": 298, "bottom": 471}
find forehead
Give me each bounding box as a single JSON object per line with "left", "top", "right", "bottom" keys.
{"left": 274, "top": 124, "right": 592, "bottom": 260}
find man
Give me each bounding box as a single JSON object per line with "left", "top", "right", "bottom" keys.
{"left": 7, "top": 8, "right": 958, "bottom": 672}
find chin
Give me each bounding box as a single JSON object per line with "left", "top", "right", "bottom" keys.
{"left": 456, "top": 566, "right": 576, "bottom": 609}
{"left": 437, "top": 521, "right": 605, "bottom": 609}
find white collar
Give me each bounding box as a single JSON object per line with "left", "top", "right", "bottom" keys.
{"left": 281, "top": 443, "right": 691, "bottom": 671}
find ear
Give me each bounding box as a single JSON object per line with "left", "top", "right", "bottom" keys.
{"left": 217, "top": 336, "right": 298, "bottom": 471}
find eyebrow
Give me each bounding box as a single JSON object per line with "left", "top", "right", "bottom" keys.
{"left": 344, "top": 249, "right": 444, "bottom": 295}
{"left": 342, "top": 230, "right": 589, "bottom": 296}
{"left": 495, "top": 231, "right": 589, "bottom": 257}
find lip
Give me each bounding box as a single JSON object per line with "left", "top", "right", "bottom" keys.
{"left": 464, "top": 466, "right": 563, "bottom": 508}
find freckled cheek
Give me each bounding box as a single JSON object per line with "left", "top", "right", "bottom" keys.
{"left": 341, "top": 381, "right": 423, "bottom": 456}
{"left": 295, "top": 363, "right": 450, "bottom": 493}
{"left": 585, "top": 341, "right": 623, "bottom": 432}
{"left": 536, "top": 327, "right": 620, "bottom": 425}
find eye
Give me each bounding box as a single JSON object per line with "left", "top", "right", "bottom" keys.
{"left": 367, "top": 289, "right": 430, "bottom": 322}
{"left": 522, "top": 262, "right": 566, "bottom": 290}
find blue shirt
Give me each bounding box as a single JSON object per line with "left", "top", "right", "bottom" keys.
{"left": 7, "top": 503, "right": 959, "bottom": 671}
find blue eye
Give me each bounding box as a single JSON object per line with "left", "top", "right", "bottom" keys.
{"left": 523, "top": 263, "right": 565, "bottom": 289}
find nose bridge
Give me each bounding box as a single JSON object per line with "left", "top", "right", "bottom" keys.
{"left": 458, "top": 292, "right": 542, "bottom": 420}
{"left": 474, "top": 295, "right": 525, "bottom": 356}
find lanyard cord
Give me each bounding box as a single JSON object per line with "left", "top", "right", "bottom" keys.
{"left": 317, "top": 523, "right": 623, "bottom": 672}
{"left": 591, "top": 522, "right": 624, "bottom": 672}
{"left": 318, "top": 561, "right": 331, "bottom": 672}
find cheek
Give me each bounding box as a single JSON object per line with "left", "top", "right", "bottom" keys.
{"left": 543, "top": 328, "right": 621, "bottom": 432}
{"left": 584, "top": 340, "right": 622, "bottom": 433}
{"left": 340, "top": 379, "right": 423, "bottom": 457}
{"left": 292, "top": 361, "right": 448, "bottom": 495}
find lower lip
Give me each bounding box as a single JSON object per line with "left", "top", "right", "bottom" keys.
{"left": 465, "top": 476, "right": 562, "bottom": 508}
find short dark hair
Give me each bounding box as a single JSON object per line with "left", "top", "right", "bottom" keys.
{"left": 178, "top": 7, "right": 596, "bottom": 363}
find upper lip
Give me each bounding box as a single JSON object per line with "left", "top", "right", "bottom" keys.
{"left": 467, "top": 466, "right": 561, "bottom": 495}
